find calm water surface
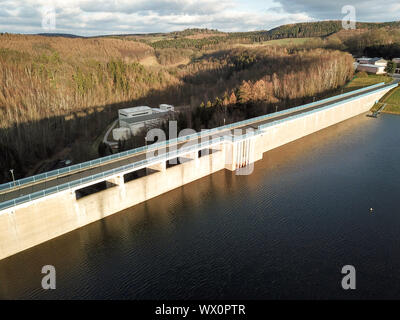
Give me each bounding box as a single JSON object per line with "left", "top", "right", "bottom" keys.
{"left": 0, "top": 113, "right": 399, "bottom": 299}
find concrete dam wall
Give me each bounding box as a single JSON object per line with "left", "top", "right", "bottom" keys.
{"left": 0, "top": 83, "right": 395, "bottom": 260}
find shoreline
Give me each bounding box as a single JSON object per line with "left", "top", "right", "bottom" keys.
{"left": 381, "top": 110, "right": 400, "bottom": 115}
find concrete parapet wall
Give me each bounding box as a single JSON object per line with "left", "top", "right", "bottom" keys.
{"left": 257, "top": 89, "right": 391, "bottom": 155}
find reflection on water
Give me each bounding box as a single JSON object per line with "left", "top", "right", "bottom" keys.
{"left": 0, "top": 113, "right": 400, "bottom": 299}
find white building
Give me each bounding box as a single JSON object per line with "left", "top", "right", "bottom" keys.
{"left": 113, "top": 105, "right": 174, "bottom": 140}
{"left": 118, "top": 106, "right": 152, "bottom": 126}
{"left": 112, "top": 127, "right": 131, "bottom": 141}
{"left": 355, "top": 57, "right": 387, "bottom": 74}
{"left": 371, "top": 58, "right": 387, "bottom": 67}
{"left": 357, "top": 57, "right": 387, "bottom": 67}
{"left": 159, "top": 104, "right": 174, "bottom": 112}
{"left": 357, "top": 64, "right": 386, "bottom": 74}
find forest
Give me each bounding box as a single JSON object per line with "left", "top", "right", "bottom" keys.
{"left": 2, "top": 19, "right": 394, "bottom": 183}
{"left": 129, "top": 21, "right": 400, "bottom": 51}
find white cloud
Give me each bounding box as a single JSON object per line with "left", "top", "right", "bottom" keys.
{"left": 78, "top": 0, "right": 234, "bottom": 15}
{"left": 275, "top": 0, "right": 400, "bottom": 22}
{"left": 0, "top": 0, "right": 314, "bottom": 35}
{"left": 0, "top": 0, "right": 397, "bottom": 36}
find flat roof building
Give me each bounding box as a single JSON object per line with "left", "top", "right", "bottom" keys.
{"left": 114, "top": 104, "right": 175, "bottom": 140}
{"left": 357, "top": 64, "right": 386, "bottom": 74}
{"left": 118, "top": 106, "right": 152, "bottom": 120}
{"left": 357, "top": 57, "right": 387, "bottom": 67}
{"left": 159, "top": 104, "right": 174, "bottom": 111}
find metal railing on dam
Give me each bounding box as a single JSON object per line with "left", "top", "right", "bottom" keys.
{"left": 0, "top": 82, "right": 387, "bottom": 195}
{"left": 0, "top": 130, "right": 262, "bottom": 211}
{"left": 258, "top": 82, "right": 397, "bottom": 130}
{"left": 0, "top": 81, "right": 397, "bottom": 213}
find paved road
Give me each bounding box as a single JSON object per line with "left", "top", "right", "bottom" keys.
{"left": 0, "top": 82, "right": 394, "bottom": 203}
{"left": 103, "top": 119, "right": 118, "bottom": 147}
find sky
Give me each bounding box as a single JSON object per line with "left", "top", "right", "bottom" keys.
{"left": 0, "top": 0, "right": 399, "bottom": 36}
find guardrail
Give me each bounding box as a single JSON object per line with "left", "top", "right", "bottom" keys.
{"left": 258, "top": 82, "right": 398, "bottom": 130}
{"left": 0, "top": 132, "right": 252, "bottom": 211}
{"left": 0, "top": 82, "right": 387, "bottom": 194}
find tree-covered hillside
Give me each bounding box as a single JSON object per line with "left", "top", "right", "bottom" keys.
{"left": 0, "top": 32, "right": 354, "bottom": 182}
{"left": 114, "top": 21, "right": 400, "bottom": 50}
{"left": 2, "top": 19, "right": 399, "bottom": 182}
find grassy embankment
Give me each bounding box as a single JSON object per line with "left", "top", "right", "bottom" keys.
{"left": 372, "top": 85, "right": 400, "bottom": 114}
{"left": 351, "top": 72, "right": 400, "bottom": 114}
{"left": 341, "top": 72, "right": 400, "bottom": 114}
{"left": 342, "top": 72, "right": 400, "bottom": 115}
{"left": 343, "top": 73, "right": 393, "bottom": 93}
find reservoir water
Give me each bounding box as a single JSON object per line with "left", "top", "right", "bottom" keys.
{"left": 0, "top": 113, "right": 399, "bottom": 299}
